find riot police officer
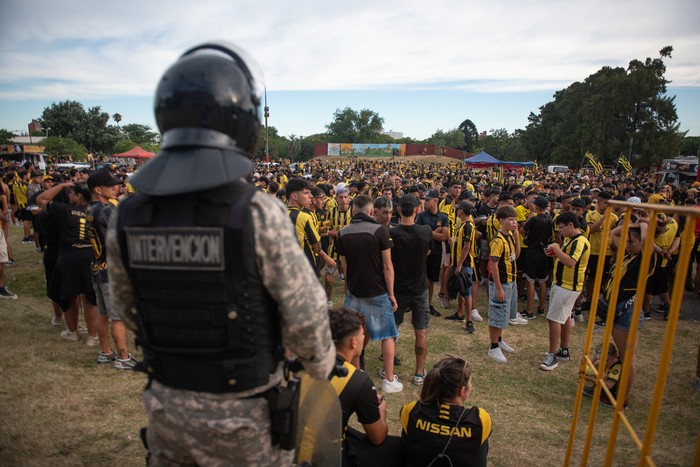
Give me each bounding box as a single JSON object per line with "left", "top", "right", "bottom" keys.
{"left": 106, "top": 42, "right": 335, "bottom": 466}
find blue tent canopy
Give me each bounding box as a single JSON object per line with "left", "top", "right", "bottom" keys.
{"left": 465, "top": 151, "right": 501, "bottom": 165}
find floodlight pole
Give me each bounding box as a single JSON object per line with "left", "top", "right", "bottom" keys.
{"left": 264, "top": 89, "right": 270, "bottom": 163}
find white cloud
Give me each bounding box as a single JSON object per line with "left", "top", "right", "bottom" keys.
{"left": 0, "top": 0, "right": 698, "bottom": 99}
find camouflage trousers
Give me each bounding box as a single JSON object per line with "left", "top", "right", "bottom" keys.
{"left": 144, "top": 381, "right": 294, "bottom": 466}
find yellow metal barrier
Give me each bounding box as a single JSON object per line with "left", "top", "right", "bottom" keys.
{"left": 564, "top": 200, "right": 699, "bottom": 466}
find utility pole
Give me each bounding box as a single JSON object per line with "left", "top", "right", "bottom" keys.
{"left": 264, "top": 89, "right": 270, "bottom": 163}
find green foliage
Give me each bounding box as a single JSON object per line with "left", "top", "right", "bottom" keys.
{"left": 0, "top": 128, "right": 14, "bottom": 144}
{"left": 299, "top": 133, "right": 330, "bottom": 161}
{"left": 458, "top": 119, "right": 479, "bottom": 152}
{"left": 40, "top": 100, "right": 119, "bottom": 155}
{"left": 480, "top": 129, "right": 528, "bottom": 161}
{"left": 42, "top": 136, "right": 88, "bottom": 160}
{"left": 285, "top": 135, "right": 302, "bottom": 161}
{"left": 424, "top": 128, "right": 464, "bottom": 148}
{"left": 679, "top": 136, "right": 699, "bottom": 156}
{"left": 255, "top": 126, "right": 287, "bottom": 160}
{"left": 120, "top": 123, "right": 159, "bottom": 146}
{"left": 325, "top": 107, "right": 385, "bottom": 143}
{"left": 112, "top": 139, "right": 138, "bottom": 155}
{"left": 521, "top": 47, "right": 684, "bottom": 168}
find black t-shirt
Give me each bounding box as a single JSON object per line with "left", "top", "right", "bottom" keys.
{"left": 522, "top": 213, "right": 553, "bottom": 253}
{"left": 337, "top": 213, "right": 393, "bottom": 298}
{"left": 416, "top": 209, "right": 450, "bottom": 256}
{"left": 476, "top": 203, "right": 496, "bottom": 236}
{"left": 86, "top": 201, "right": 115, "bottom": 283}
{"left": 330, "top": 356, "right": 381, "bottom": 429}
{"left": 45, "top": 201, "right": 91, "bottom": 253}
{"left": 390, "top": 223, "right": 434, "bottom": 295}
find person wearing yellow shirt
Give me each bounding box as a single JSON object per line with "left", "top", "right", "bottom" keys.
{"left": 584, "top": 191, "right": 617, "bottom": 308}
{"left": 645, "top": 214, "right": 678, "bottom": 320}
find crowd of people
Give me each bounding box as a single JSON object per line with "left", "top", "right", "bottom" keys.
{"left": 2, "top": 155, "right": 700, "bottom": 465}
{"left": 1, "top": 161, "right": 137, "bottom": 369}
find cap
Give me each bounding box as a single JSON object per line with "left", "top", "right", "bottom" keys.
{"left": 457, "top": 201, "right": 474, "bottom": 212}
{"left": 399, "top": 194, "right": 419, "bottom": 208}
{"left": 513, "top": 193, "right": 526, "bottom": 201}
{"left": 460, "top": 190, "right": 478, "bottom": 200}
{"left": 423, "top": 189, "right": 440, "bottom": 200}
{"left": 627, "top": 196, "right": 642, "bottom": 203}
{"left": 571, "top": 198, "right": 586, "bottom": 208}
{"left": 87, "top": 170, "right": 122, "bottom": 190}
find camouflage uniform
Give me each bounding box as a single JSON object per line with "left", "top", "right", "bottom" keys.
{"left": 107, "top": 189, "right": 335, "bottom": 466}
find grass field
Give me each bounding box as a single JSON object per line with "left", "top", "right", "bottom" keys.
{"left": 1, "top": 228, "right": 699, "bottom": 466}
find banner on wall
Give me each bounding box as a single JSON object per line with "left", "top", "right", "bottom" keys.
{"left": 328, "top": 143, "right": 340, "bottom": 156}
{"left": 336, "top": 143, "right": 406, "bottom": 157}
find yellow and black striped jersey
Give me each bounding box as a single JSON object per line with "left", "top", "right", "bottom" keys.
{"left": 485, "top": 214, "right": 501, "bottom": 243}
{"left": 489, "top": 231, "right": 517, "bottom": 283}
{"left": 452, "top": 218, "right": 476, "bottom": 269}
{"left": 328, "top": 207, "right": 352, "bottom": 260}
{"left": 553, "top": 233, "right": 590, "bottom": 292}
{"left": 288, "top": 207, "right": 320, "bottom": 269}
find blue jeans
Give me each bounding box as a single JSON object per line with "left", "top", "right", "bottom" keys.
{"left": 488, "top": 281, "right": 517, "bottom": 329}
{"left": 344, "top": 293, "right": 399, "bottom": 341}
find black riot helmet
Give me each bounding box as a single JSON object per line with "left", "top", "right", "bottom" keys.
{"left": 130, "top": 41, "right": 265, "bottom": 196}
{"left": 155, "top": 42, "right": 264, "bottom": 154}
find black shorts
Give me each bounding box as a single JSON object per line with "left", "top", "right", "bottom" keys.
{"left": 587, "top": 255, "right": 612, "bottom": 280}
{"left": 426, "top": 254, "right": 441, "bottom": 283}
{"left": 649, "top": 264, "right": 670, "bottom": 296}
{"left": 524, "top": 256, "right": 549, "bottom": 282}
{"left": 516, "top": 250, "right": 527, "bottom": 273}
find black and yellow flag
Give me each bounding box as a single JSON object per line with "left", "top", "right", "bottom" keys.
{"left": 618, "top": 154, "right": 632, "bottom": 173}
{"left": 584, "top": 152, "right": 603, "bottom": 175}
{"left": 495, "top": 165, "right": 504, "bottom": 184}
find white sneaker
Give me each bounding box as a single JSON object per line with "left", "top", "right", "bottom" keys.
{"left": 488, "top": 347, "right": 507, "bottom": 363}
{"left": 85, "top": 335, "right": 99, "bottom": 347}
{"left": 509, "top": 315, "right": 528, "bottom": 325}
{"left": 60, "top": 330, "right": 79, "bottom": 342}
{"left": 575, "top": 312, "right": 584, "bottom": 323}
{"left": 471, "top": 309, "right": 483, "bottom": 322}
{"left": 440, "top": 295, "right": 451, "bottom": 308}
{"left": 382, "top": 376, "right": 404, "bottom": 393}
{"left": 498, "top": 340, "right": 516, "bottom": 354}
{"left": 51, "top": 317, "right": 63, "bottom": 326}
{"left": 77, "top": 324, "right": 89, "bottom": 334}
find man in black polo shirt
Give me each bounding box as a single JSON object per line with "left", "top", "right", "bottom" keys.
{"left": 390, "top": 194, "right": 434, "bottom": 386}
{"left": 337, "top": 195, "right": 403, "bottom": 393}
{"left": 416, "top": 189, "right": 450, "bottom": 317}
{"left": 519, "top": 196, "right": 552, "bottom": 319}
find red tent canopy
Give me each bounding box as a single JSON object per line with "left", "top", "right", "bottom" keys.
{"left": 112, "top": 146, "right": 156, "bottom": 159}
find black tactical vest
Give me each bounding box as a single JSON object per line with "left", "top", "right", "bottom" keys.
{"left": 116, "top": 180, "right": 282, "bottom": 393}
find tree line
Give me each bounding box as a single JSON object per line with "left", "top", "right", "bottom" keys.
{"left": 1, "top": 46, "right": 697, "bottom": 165}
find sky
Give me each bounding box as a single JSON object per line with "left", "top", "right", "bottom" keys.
{"left": 1, "top": 0, "right": 699, "bottom": 141}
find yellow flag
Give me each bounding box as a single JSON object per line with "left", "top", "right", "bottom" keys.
{"left": 584, "top": 152, "right": 603, "bottom": 175}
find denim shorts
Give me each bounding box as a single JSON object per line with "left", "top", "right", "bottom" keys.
{"left": 613, "top": 299, "right": 643, "bottom": 332}
{"left": 344, "top": 293, "right": 399, "bottom": 341}
{"left": 395, "top": 290, "right": 430, "bottom": 330}
{"left": 488, "top": 280, "right": 517, "bottom": 329}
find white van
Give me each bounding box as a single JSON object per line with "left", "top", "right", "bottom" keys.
{"left": 547, "top": 165, "right": 569, "bottom": 174}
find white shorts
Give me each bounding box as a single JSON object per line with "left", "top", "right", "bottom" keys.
{"left": 0, "top": 229, "right": 8, "bottom": 263}
{"left": 546, "top": 284, "right": 581, "bottom": 324}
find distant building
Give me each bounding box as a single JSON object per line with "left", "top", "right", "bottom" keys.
{"left": 28, "top": 119, "right": 43, "bottom": 134}
{"left": 382, "top": 130, "right": 404, "bottom": 140}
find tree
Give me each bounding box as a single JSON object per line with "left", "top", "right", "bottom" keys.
{"left": 424, "top": 128, "right": 464, "bottom": 148}
{"left": 520, "top": 47, "right": 684, "bottom": 167}
{"left": 285, "top": 135, "right": 302, "bottom": 161}
{"left": 679, "top": 136, "right": 699, "bottom": 156}
{"left": 39, "top": 100, "right": 118, "bottom": 155}
{"left": 112, "top": 113, "right": 122, "bottom": 129}
{"left": 299, "top": 133, "right": 330, "bottom": 161}
{"left": 325, "top": 107, "right": 384, "bottom": 143}
{"left": 120, "top": 123, "right": 159, "bottom": 146}
{"left": 458, "top": 119, "right": 479, "bottom": 152}
{"left": 0, "top": 129, "right": 14, "bottom": 144}
{"left": 42, "top": 136, "right": 88, "bottom": 160}
{"left": 255, "top": 126, "right": 286, "bottom": 160}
